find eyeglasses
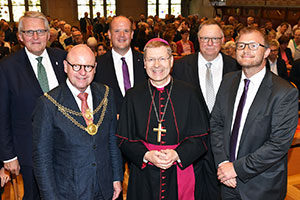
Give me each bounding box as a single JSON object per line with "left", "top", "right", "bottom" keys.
{"left": 66, "top": 60, "right": 95, "bottom": 72}
{"left": 236, "top": 42, "right": 266, "bottom": 50}
{"left": 199, "top": 37, "right": 223, "bottom": 43}
{"left": 145, "top": 56, "right": 171, "bottom": 64}
{"left": 21, "top": 29, "right": 48, "bottom": 37}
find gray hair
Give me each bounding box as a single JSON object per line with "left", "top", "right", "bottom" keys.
{"left": 18, "top": 11, "right": 50, "bottom": 33}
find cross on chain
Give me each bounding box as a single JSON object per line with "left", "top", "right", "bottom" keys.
{"left": 153, "top": 122, "right": 166, "bottom": 143}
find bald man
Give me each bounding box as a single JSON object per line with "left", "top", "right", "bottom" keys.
{"left": 32, "top": 44, "right": 123, "bottom": 200}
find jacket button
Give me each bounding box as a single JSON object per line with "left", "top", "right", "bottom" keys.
{"left": 92, "top": 163, "right": 96, "bottom": 167}
{"left": 93, "top": 145, "right": 96, "bottom": 149}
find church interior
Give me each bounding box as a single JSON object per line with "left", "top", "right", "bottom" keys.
{"left": 1, "top": 0, "right": 300, "bottom": 199}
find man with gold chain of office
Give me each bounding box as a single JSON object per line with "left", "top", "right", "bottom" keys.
{"left": 32, "top": 44, "right": 123, "bottom": 200}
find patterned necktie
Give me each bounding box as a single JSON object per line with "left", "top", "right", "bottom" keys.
{"left": 205, "top": 62, "right": 215, "bottom": 112}
{"left": 36, "top": 56, "right": 49, "bottom": 93}
{"left": 77, "top": 92, "right": 93, "bottom": 126}
{"left": 229, "top": 79, "right": 250, "bottom": 161}
{"left": 121, "top": 57, "right": 131, "bottom": 92}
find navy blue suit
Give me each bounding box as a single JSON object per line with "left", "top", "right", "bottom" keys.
{"left": 32, "top": 82, "right": 123, "bottom": 200}
{"left": 0, "top": 47, "right": 67, "bottom": 199}
{"left": 94, "top": 50, "right": 147, "bottom": 114}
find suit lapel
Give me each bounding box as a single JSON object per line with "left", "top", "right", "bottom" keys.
{"left": 225, "top": 72, "right": 241, "bottom": 152}
{"left": 189, "top": 53, "right": 201, "bottom": 89}
{"left": 21, "top": 49, "right": 44, "bottom": 96}
{"left": 91, "top": 83, "right": 103, "bottom": 125}
{"left": 239, "top": 70, "right": 272, "bottom": 146}
{"left": 47, "top": 48, "right": 66, "bottom": 84}
{"left": 132, "top": 50, "right": 144, "bottom": 86}
{"left": 59, "top": 83, "right": 87, "bottom": 128}
{"left": 107, "top": 51, "right": 123, "bottom": 96}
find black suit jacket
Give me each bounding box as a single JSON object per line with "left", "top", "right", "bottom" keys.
{"left": 278, "top": 48, "right": 294, "bottom": 66}
{"left": 173, "top": 52, "right": 240, "bottom": 110}
{"left": 94, "top": 50, "right": 147, "bottom": 114}
{"left": 210, "top": 69, "right": 298, "bottom": 199}
{"left": 266, "top": 58, "right": 289, "bottom": 81}
{"left": 32, "top": 82, "right": 123, "bottom": 200}
{"left": 290, "top": 59, "right": 300, "bottom": 90}
{"left": 0, "top": 48, "right": 67, "bottom": 166}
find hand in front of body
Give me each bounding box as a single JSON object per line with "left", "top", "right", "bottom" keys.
{"left": 4, "top": 159, "right": 20, "bottom": 175}
{"left": 144, "top": 149, "right": 179, "bottom": 170}
{"left": 112, "top": 181, "right": 122, "bottom": 200}
{"left": 217, "top": 162, "right": 237, "bottom": 188}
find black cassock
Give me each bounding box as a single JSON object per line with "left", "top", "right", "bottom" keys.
{"left": 117, "top": 78, "right": 210, "bottom": 200}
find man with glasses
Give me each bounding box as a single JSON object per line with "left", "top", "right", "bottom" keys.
{"left": 211, "top": 27, "right": 298, "bottom": 199}
{"left": 266, "top": 39, "right": 288, "bottom": 80}
{"left": 116, "top": 38, "right": 209, "bottom": 200}
{"left": 0, "top": 11, "right": 66, "bottom": 200}
{"left": 172, "top": 19, "right": 240, "bottom": 200}
{"left": 32, "top": 44, "right": 123, "bottom": 200}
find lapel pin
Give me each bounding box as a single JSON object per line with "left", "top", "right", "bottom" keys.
{"left": 56, "top": 61, "right": 58, "bottom": 65}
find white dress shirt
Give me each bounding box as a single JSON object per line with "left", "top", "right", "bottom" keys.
{"left": 25, "top": 47, "right": 59, "bottom": 90}
{"left": 198, "top": 52, "right": 223, "bottom": 106}
{"left": 111, "top": 48, "right": 134, "bottom": 96}
{"left": 231, "top": 67, "right": 266, "bottom": 158}
{"left": 268, "top": 58, "right": 278, "bottom": 75}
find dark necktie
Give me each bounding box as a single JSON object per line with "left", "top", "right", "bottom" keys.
{"left": 229, "top": 79, "right": 250, "bottom": 161}
{"left": 121, "top": 57, "right": 131, "bottom": 92}
{"left": 36, "top": 56, "right": 49, "bottom": 93}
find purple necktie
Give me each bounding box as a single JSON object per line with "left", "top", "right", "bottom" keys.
{"left": 121, "top": 57, "right": 131, "bottom": 92}
{"left": 229, "top": 79, "right": 250, "bottom": 162}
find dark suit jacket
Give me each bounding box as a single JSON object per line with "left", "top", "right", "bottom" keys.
{"left": 278, "top": 48, "right": 294, "bottom": 66}
{"left": 266, "top": 58, "right": 289, "bottom": 81}
{"left": 0, "top": 48, "right": 67, "bottom": 166}
{"left": 94, "top": 50, "right": 147, "bottom": 114}
{"left": 210, "top": 69, "right": 298, "bottom": 200}
{"left": 80, "top": 17, "right": 93, "bottom": 33}
{"left": 173, "top": 52, "right": 240, "bottom": 112}
{"left": 172, "top": 52, "right": 241, "bottom": 200}
{"left": 290, "top": 59, "right": 300, "bottom": 90}
{"left": 32, "top": 82, "right": 123, "bottom": 200}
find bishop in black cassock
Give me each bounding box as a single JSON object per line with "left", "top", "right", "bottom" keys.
{"left": 116, "top": 38, "right": 210, "bottom": 200}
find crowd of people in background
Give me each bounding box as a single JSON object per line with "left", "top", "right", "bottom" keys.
{"left": 1, "top": 10, "right": 300, "bottom": 199}
{"left": 0, "top": 12, "right": 300, "bottom": 67}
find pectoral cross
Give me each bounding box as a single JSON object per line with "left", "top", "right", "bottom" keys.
{"left": 153, "top": 122, "right": 166, "bottom": 143}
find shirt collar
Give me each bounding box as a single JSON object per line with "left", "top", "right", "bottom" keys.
{"left": 25, "top": 47, "right": 47, "bottom": 60}
{"left": 241, "top": 67, "right": 266, "bottom": 87}
{"left": 198, "top": 52, "right": 221, "bottom": 65}
{"left": 112, "top": 48, "right": 132, "bottom": 61}
{"left": 66, "top": 78, "right": 92, "bottom": 99}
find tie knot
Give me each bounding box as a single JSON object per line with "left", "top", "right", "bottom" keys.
{"left": 121, "top": 57, "right": 125, "bottom": 62}
{"left": 78, "top": 92, "right": 88, "bottom": 101}
{"left": 244, "top": 79, "right": 250, "bottom": 90}
{"left": 36, "top": 56, "right": 43, "bottom": 63}
{"left": 205, "top": 62, "right": 212, "bottom": 69}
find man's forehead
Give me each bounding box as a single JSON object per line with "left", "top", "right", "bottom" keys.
{"left": 199, "top": 25, "right": 222, "bottom": 35}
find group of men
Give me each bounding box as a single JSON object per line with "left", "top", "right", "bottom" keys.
{"left": 0, "top": 11, "right": 298, "bottom": 200}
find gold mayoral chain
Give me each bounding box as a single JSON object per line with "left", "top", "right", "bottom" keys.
{"left": 148, "top": 78, "right": 173, "bottom": 143}
{"left": 44, "top": 85, "right": 109, "bottom": 136}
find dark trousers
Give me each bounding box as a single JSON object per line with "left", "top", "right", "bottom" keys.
{"left": 221, "top": 184, "right": 242, "bottom": 200}
{"left": 20, "top": 166, "right": 40, "bottom": 200}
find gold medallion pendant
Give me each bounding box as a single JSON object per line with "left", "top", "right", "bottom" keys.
{"left": 85, "top": 109, "right": 93, "bottom": 120}
{"left": 86, "top": 123, "right": 98, "bottom": 135}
